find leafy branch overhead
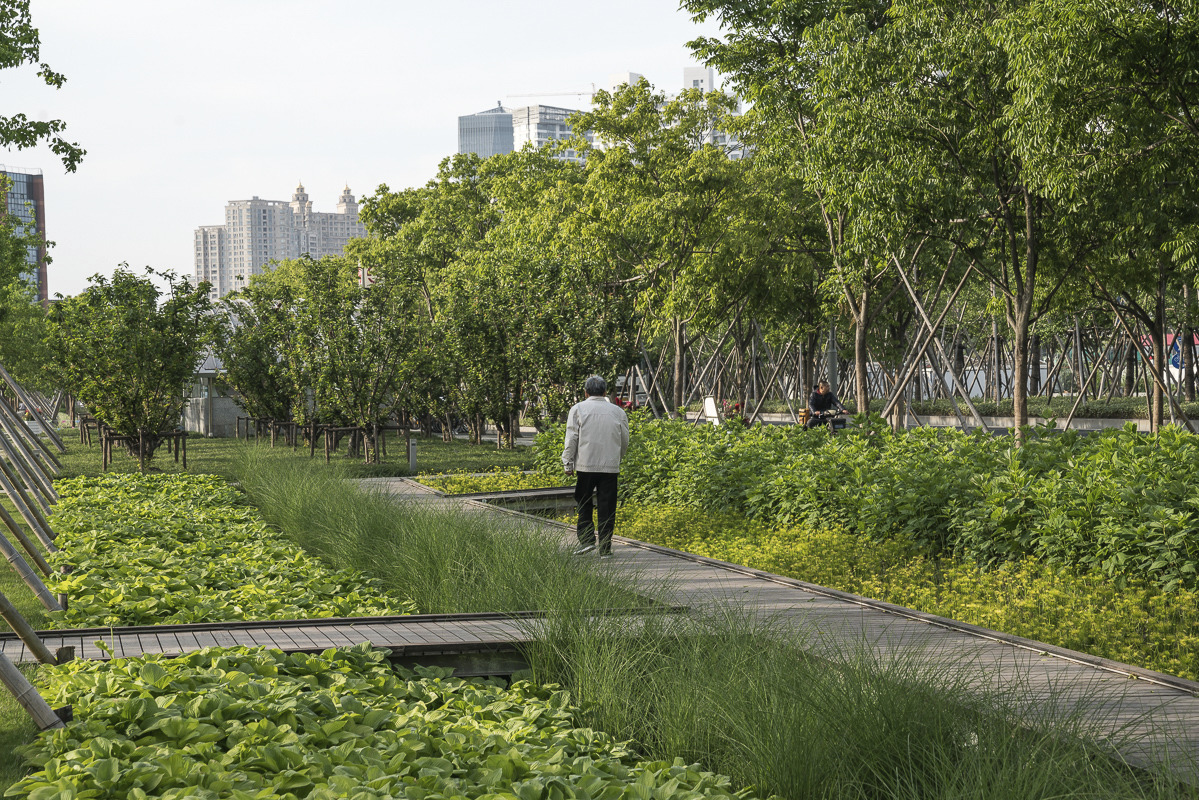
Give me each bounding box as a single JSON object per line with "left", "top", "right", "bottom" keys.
{"left": 0, "top": 0, "right": 85, "bottom": 171}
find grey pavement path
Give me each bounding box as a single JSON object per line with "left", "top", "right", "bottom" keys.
{"left": 360, "top": 476, "right": 1199, "bottom": 781}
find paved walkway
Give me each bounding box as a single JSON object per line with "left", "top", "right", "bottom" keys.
{"left": 360, "top": 476, "right": 1199, "bottom": 781}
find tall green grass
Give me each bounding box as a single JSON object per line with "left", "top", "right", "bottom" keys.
{"left": 234, "top": 446, "right": 646, "bottom": 614}
{"left": 521, "top": 606, "right": 1195, "bottom": 800}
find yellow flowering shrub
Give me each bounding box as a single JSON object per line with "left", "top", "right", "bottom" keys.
{"left": 618, "top": 504, "right": 1199, "bottom": 681}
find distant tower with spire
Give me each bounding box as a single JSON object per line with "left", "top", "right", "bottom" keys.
{"left": 194, "top": 181, "right": 368, "bottom": 299}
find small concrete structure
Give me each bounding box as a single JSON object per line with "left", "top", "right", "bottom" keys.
{"left": 182, "top": 354, "right": 246, "bottom": 438}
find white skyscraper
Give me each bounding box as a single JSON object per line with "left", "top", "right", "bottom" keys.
{"left": 194, "top": 183, "right": 368, "bottom": 298}
{"left": 683, "top": 66, "right": 717, "bottom": 92}
{"left": 511, "top": 105, "right": 592, "bottom": 163}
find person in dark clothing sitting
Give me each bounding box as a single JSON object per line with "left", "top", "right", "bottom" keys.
{"left": 806, "top": 380, "right": 847, "bottom": 429}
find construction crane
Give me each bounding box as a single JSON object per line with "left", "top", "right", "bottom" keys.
{"left": 506, "top": 83, "right": 597, "bottom": 102}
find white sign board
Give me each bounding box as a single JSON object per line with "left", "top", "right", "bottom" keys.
{"left": 703, "top": 395, "right": 722, "bottom": 426}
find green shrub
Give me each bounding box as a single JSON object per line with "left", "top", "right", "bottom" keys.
{"left": 537, "top": 417, "right": 1199, "bottom": 589}
{"left": 617, "top": 503, "right": 1199, "bottom": 680}
{"left": 415, "top": 467, "right": 566, "bottom": 494}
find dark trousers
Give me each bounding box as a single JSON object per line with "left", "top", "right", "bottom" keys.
{"left": 575, "top": 471, "right": 618, "bottom": 553}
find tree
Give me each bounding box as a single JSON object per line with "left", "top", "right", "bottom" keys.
{"left": 215, "top": 278, "right": 302, "bottom": 423}
{"left": 284, "top": 254, "right": 424, "bottom": 460}
{"left": 0, "top": 279, "right": 51, "bottom": 390}
{"left": 0, "top": 0, "right": 85, "bottom": 171}
{"left": 564, "top": 80, "right": 755, "bottom": 414}
{"left": 683, "top": 1, "right": 907, "bottom": 417}
{"left": 999, "top": 0, "right": 1199, "bottom": 429}
{"left": 47, "top": 268, "right": 214, "bottom": 465}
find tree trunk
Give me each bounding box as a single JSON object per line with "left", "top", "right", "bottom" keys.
{"left": 671, "top": 317, "right": 686, "bottom": 417}
{"left": 853, "top": 318, "right": 869, "bottom": 414}
{"left": 1125, "top": 337, "right": 1137, "bottom": 397}
{"left": 1012, "top": 314, "right": 1031, "bottom": 439}
{"left": 1029, "top": 334, "right": 1041, "bottom": 395}
{"left": 1185, "top": 284, "right": 1196, "bottom": 403}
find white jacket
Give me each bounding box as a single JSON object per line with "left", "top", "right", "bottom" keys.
{"left": 561, "top": 396, "right": 630, "bottom": 474}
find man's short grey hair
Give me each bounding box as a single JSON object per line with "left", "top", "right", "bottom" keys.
{"left": 585, "top": 375, "right": 607, "bottom": 396}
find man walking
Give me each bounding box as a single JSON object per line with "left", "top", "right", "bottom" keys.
{"left": 562, "top": 375, "right": 630, "bottom": 557}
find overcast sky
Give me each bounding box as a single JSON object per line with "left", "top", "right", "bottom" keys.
{"left": 2, "top": 0, "right": 725, "bottom": 297}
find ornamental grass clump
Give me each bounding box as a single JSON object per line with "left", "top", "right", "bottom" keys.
{"left": 234, "top": 447, "right": 649, "bottom": 614}
{"left": 47, "top": 473, "right": 416, "bottom": 627}
{"left": 522, "top": 606, "right": 1195, "bottom": 800}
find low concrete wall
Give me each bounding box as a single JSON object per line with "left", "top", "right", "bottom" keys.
{"left": 686, "top": 410, "right": 1157, "bottom": 432}
{"left": 183, "top": 395, "right": 246, "bottom": 438}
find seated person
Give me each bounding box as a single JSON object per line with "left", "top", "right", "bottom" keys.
{"left": 806, "top": 381, "right": 847, "bottom": 428}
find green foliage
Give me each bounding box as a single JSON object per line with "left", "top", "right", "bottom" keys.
{"left": 0, "top": 281, "right": 51, "bottom": 390}
{"left": 234, "top": 447, "right": 645, "bottom": 614}
{"left": 214, "top": 278, "right": 301, "bottom": 422}
{"left": 10, "top": 643, "right": 758, "bottom": 800}
{"left": 416, "top": 467, "right": 564, "bottom": 495}
{"left": 0, "top": 0, "right": 85, "bottom": 171}
{"left": 527, "top": 603, "right": 1185, "bottom": 800}
{"left": 47, "top": 268, "right": 216, "bottom": 464}
{"left": 354, "top": 150, "right": 637, "bottom": 442}
{"left": 617, "top": 503, "right": 1199, "bottom": 681}
{"left": 536, "top": 417, "right": 1199, "bottom": 589}
{"left": 45, "top": 473, "right": 416, "bottom": 626}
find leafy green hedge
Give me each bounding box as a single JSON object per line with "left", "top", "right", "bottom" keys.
{"left": 536, "top": 415, "right": 1199, "bottom": 590}
{"left": 616, "top": 504, "right": 1199, "bottom": 681}
{"left": 46, "top": 474, "right": 417, "bottom": 627}
{"left": 10, "top": 644, "right": 757, "bottom": 800}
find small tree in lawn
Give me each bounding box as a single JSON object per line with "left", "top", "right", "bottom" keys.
{"left": 48, "top": 268, "right": 215, "bottom": 467}
{"left": 216, "top": 277, "right": 303, "bottom": 424}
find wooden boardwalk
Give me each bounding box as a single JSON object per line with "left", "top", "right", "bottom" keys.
{"left": 361, "top": 477, "right": 1199, "bottom": 780}
{"left": 0, "top": 612, "right": 541, "bottom": 664}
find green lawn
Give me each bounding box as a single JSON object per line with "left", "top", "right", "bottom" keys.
{"left": 53, "top": 430, "right": 534, "bottom": 481}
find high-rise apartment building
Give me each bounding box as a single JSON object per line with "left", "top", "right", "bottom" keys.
{"left": 458, "top": 103, "right": 591, "bottom": 162}
{"left": 683, "top": 66, "right": 717, "bottom": 92}
{"left": 458, "top": 103, "right": 515, "bottom": 158}
{"left": 0, "top": 165, "right": 47, "bottom": 303}
{"left": 511, "top": 105, "right": 591, "bottom": 163}
{"left": 194, "top": 183, "right": 367, "bottom": 299}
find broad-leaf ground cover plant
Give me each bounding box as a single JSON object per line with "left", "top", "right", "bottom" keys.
{"left": 9, "top": 644, "right": 757, "bottom": 800}
{"left": 45, "top": 474, "right": 416, "bottom": 626}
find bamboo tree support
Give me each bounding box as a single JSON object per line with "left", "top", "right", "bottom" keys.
{"left": 887, "top": 257, "right": 989, "bottom": 432}
{"left": 0, "top": 589, "right": 58, "bottom": 665}
{"left": 0, "top": 529, "right": 62, "bottom": 612}
{"left": 0, "top": 504, "right": 51, "bottom": 576}
{"left": 1088, "top": 267, "right": 1199, "bottom": 431}
{"left": 1062, "top": 327, "right": 1120, "bottom": 430}
{"left": 0, "top": 409, "right": 58, "bottom": 503}
{"left": 0, "top": 398, "right": 61, "bottom": 473}
{"left": 0, "top": 652, "right": 64, "bottom": 730}
{"left": 0, "top": 460, "right": 56, "bottom": 552}
{"left": 747, "top": 333, "right": 800, "bottom": 425}
{"left": 879, "top": 259, "right": 974, "bottom": 425}
{"left": 0, "top": 363, "right": 66, "bottom": 453}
